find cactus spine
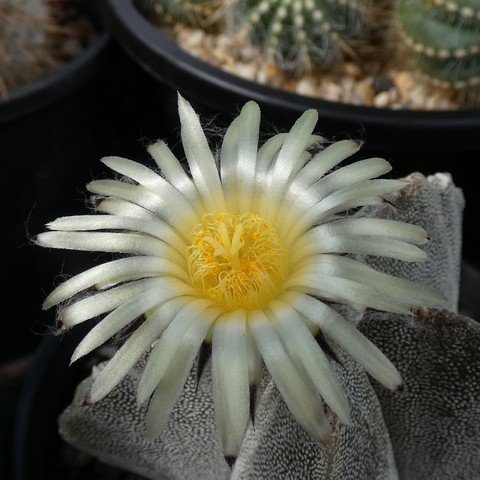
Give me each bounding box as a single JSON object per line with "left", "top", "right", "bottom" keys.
{"left": 233, "top": 0, "right": 370, "bottom": 73}
{"left": 398, "top": 0, "right": 480, "bottom": 89}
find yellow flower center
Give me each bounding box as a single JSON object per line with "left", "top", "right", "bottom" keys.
{"left": 188, "top": 212, "right": 288, "bottom": 311}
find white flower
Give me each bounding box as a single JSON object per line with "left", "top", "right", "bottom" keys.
{"left": 37, "top": 94, "right": 442, "bottom": 463}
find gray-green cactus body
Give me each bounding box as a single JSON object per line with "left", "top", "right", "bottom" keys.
{"left": 398, "top": 0, "right": 480, "bottom": 89}
{"left": 57, "top": 172, "right": 479, "bottom": 480}
{"left": 235, "top": 0, "right": 368, "bottom": 72}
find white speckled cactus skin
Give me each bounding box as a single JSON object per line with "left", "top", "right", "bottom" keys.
{"left": 57, "top": 173, "right": 480, "bottom": 480}
{"left": 233, "top": 0, "right": 370, "bottom": 72}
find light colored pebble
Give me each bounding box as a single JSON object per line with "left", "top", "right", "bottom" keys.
{"left": 234, "top": 63, "right": 257, "bottom": 80}
{"left": 296, "top": 78, "right": 316, "bottom": 96}
{"left": 256, "top": 68, "right": 269, "bottom": 84}
{"left": 172, "top": 25, "right": 465, "bottom": 110}
{"left": 373, "top": 91, "right": 391, "bottom": 108}
{"left": 183, "top": 29, "right": 204, "bottom": 48}
{"left": 322, "top": 82, "right": 343, "bottom": 102}
{"left": 394, "top": 71, "right": 414, "bottom": 97}
{"left": 343, "top": 62, "right": 363, "bottom": 79}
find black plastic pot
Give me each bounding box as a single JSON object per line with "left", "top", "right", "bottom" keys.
{"left": 97, "top": 0, "right": 480, "bottom": 264}
{"left": 0, "top": 13, "right": 118, "bottom": 365}
{"left": 10, "top": 324, "right": 92, "bottom": 480}
{"left": 1, "top": 31, "right": 111, "bottom": 365}
{"left": 0, "top": 0, "right": 173, "bottom": 367}
{"left": 9, "top": 263, "right": 480, "bottom": 480}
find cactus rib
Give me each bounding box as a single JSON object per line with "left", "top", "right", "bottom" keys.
{"left": 398, "top": 0, "right": 480, "bottom": 89}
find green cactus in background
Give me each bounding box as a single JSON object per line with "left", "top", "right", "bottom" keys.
{"left": 135, "top": 0, "right": 222, "bottom": 28}
{"left": 0, "top": 0, "right": 56, "bottom": 99}
{"left": 232, "top": 0, "right": 371, "bottom": 73}
{"left": 398, "top": 0, "right": 480, "bottom": 89}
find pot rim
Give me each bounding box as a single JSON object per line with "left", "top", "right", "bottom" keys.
{"left": 11, "top": 335, "right": 59, "bottom": 480}
{"left": 0, "top": 32, "right": 110, "bottom": 125}
{"left": 100, "top": 0, "right": 480, "bottom": 131}
{"left": 11, "top": 324, "right": 92, "bottom": 480}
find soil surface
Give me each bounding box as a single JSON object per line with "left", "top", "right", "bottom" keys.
{"left": 168, "top": 22, "right": 472, "bottom": 111}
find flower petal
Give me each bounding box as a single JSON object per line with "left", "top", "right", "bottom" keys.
{"left": 261, "top": 109, "right": 318, "bottom": 216}
{"left": 278, "top": 156, "right": 390, "bottom": 227}
{"left": 256, "top": 133, "right": 321, "bottom": 177}
{"left": 271, "top": 109, "right": 318, "bottom": 183}
{"left": 298, "top": 218, "right": 429, "bottom": 247}
{"left": 95, "top": 197, "right": 158, "bottom": 220}
{"left": 147, "top": 140, "right": 205, "bottom": 215}
{"left": 101, "top": 156, "right": 197, "bottom": 219}
{"left": 59, "top": 278, "right": 164, "bottom": 328}
{"left": 255, "top": 134, "right": 320, "bottom": 215}
{"left": 137, "top": 298, "right": 213, "bottom": 405}
{"left": 236, "top": 101, "right": 260, "bottom": 212}
{"left": 291, "top": 157, "right": 392, "bottom": 212}
{"left": 268, "top": 300, "right": 351, "bottom": 424}
{"left": 295, "top": 254, "right": 444, "bottom": 308}
{"left": 43, "top": 256, "right": 189, "bottom": 310}
{"left": 89, "top": 297, "right": 188, "bottom": 402}
{"left": 47, "top": 214, "right": 188, "bottom": 254}
{"left": 220, "top": 115, "right": 241, "bottom": 211}
{"left": 284, "top": 293, "right": 403, "bottom": 390}
{"left": 292, "top": 235, "right": 428, "bottom": 265}
{"left": 70, "top": 280, "right": 196, "bottom": 363}
{"left": 248, "top": 310, "right": 331, "bottom": 441}
{"left": 145, "top": 306, "right": 220, "bottom": 437}
{"left": 36, "top": 231, "right": 186, "bottom": 267}
{"left": 246, "top": 325, "right": 262, "bottom": 386}
{"left": 289, "top": 139, "right": 362, "bottom": 194}
{"left": 87, "top": 180, "right": 194, "bottom": 238}
{"left": 178, "top": 93, "right": 227, "bottom": 212}
{"left": 256, "top": 133, "right": 288, "bottom": 174}
{"left": 212, "top": 311, "right": 250, "bottom": 457}
{"left": 285, "top": 273, "right": 411, "bottom": 315}
{"left": 285, "top": 179, "right": 407, "bottom": 243}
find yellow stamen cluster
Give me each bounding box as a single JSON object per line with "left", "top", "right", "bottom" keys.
{"left": 188, "top": 212, "right": 288, "bottom": 311}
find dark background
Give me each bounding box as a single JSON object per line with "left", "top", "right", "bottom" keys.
{"left": 1, "top": 46, "right": 175, "bottom": 479}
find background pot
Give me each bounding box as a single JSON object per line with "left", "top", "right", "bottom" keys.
{"left": 96, "top": 0, "right": 480, "bottom": 265}
{"left": 0, "top": 21, "right": 115, "bottom": 365}
{"left": 0, "top": 34, "right": 105, "bottom": 365}
{"left": 1, "top": 0, "right": 163, "bottom": 365}
{"left": 9, "top": 322, "right": 107, "bottom": 480}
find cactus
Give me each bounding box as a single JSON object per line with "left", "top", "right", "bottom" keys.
{"left": 397, "top": 0, "right": 480, "bottom": 90}
{"left": 0, "top": 0, "right": 56, "bottom": 99}
{"left": 56, "top": 173, "right": 480, "bottom": 480}
{"left": 137, "top": 0, "right": 375, "bottom": 74}
{"left": 232, "top": 0, "right": 371, "bottom": 73}
{"left": 135, "top": 0, "right": 222, "bottom": 28}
